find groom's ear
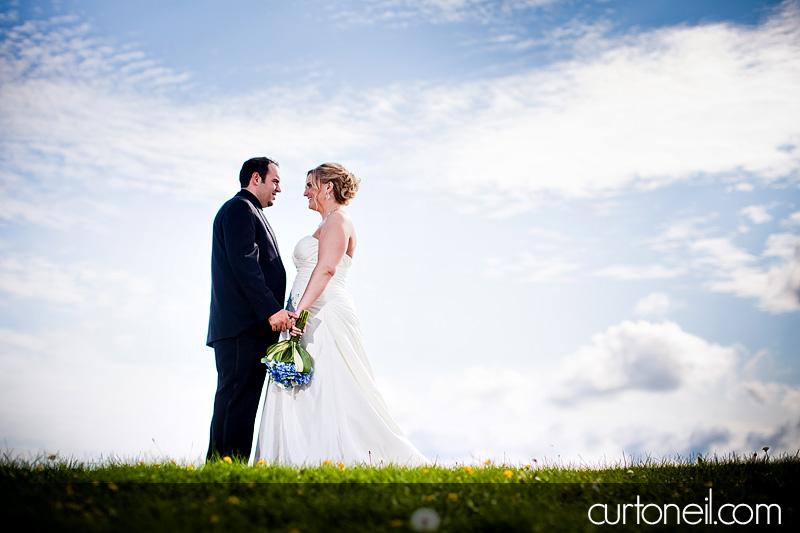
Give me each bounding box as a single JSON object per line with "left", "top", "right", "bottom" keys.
{"left": 250, "top": 172, "right": 261, "bottom": 186}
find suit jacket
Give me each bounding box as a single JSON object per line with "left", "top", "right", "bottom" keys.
{"left": 207, "top": 189, "right": 286, "bottom": 346}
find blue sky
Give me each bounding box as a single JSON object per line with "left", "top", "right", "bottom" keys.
{"left": 1, "top": 0, "right": 798, "bottom": 464}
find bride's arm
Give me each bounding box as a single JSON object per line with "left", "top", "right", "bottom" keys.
{"left": 296, "top": 212, "right": 349, "bottom": 312}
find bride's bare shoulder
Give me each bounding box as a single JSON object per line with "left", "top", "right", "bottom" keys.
{"left": 325, "top": 210, "right": 354, "bottom": 230}
{"left": 321, "top": 210, "right": 356, "bottom": 256}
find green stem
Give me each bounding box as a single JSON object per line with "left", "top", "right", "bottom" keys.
{"left": 290, "top": 309, "right": 310, "bottom": 343}
{"left": 296, "top": 309, "right": 309, "bottom": 331}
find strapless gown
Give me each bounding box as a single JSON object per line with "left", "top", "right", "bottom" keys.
{"left": 254, "top": 235, "right": 428, "bottom": 466}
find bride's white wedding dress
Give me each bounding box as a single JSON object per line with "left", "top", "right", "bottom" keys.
{"left": 254, "top": 235, "right": 428, "bottom": 466}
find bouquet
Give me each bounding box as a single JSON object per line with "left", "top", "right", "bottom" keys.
{"left": 261, "top": 310, "right": 313, "bottom": 389}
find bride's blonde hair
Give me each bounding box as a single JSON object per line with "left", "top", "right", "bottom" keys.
{"left": 308, "top": 163, "right": 360, "bottom": 205}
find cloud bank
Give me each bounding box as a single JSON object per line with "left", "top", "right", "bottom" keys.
{"left": 3, "top": 2, "right": 799, "bottom": 226}
{"left": 390, "top": 319, "right": 800, "bottom": 463}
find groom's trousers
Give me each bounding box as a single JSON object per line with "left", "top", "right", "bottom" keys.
{"left": 207, "top": 333, "right": 268, "bottom": 461}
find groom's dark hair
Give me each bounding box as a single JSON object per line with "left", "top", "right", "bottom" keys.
{"left": 239, "top": 157, "right": 279, "bottom": 188}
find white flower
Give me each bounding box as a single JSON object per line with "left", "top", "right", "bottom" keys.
{"left": 410, "top": 507, "right": 441, "bottom": 532}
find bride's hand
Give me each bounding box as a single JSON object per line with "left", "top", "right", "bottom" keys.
{"left": 289, "top": 314, "right": 306, "bottom": 337}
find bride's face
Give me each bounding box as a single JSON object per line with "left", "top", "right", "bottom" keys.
{"left": 304, "top": 173, "right": 322, "bottom": 212}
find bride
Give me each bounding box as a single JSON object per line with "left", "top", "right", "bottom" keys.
{"left": 254, "top": 163, "right": 428, "bottom": 466}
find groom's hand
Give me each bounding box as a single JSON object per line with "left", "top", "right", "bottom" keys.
{"left": 269, "top": 309, "right": 298, "bottom": 332}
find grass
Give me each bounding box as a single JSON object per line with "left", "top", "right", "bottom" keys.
{"left": 1, "top": 451, "right": 798, "bottom": 531}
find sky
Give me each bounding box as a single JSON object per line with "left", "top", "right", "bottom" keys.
{"left": 1, "top": 0, "right": 798, "bottom": 466}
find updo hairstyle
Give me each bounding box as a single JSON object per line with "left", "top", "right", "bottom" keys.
{"left": 309, "top": 163, "right": 360, "bottom": 205}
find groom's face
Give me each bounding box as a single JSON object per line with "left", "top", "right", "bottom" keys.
{"left": 255, "top": 163, "right": 281, "bottom": 208}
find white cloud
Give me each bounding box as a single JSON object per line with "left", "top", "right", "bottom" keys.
{"left": 485, "top": 252, "right": 580, "bottom": 282}
{"left": 327, "top": 0, "right": 563, "bottom": 26}
{"left": 691, "top": 238, "right": 757, "bottom": 270}
{"left": 641, "top": 212, "right": 800, "bottom": 313}
{"left": 784, "top": 211, "right": 800, "bottom": 226}
{"left": 0, "top": 253, "right": 153, "bottom": 315}
{"left": 556, "top": 320, "right": 737, "bottom": 401}
{"left": 0, "top": 328, "right": 48, "bottom": 352}
{"left": 691, "top": 235, "right": 800, "bottom": 313}
{"left": 740, "top": 204, "right": 773, "bottom": 224}
{"left": 634, "top": 292, "right": 672, "bottom": 316}
{"left": 397, "top": 2, "right": 800, "bottom": 204}
{"left": 0, "top": 17, "right": 384, "bottom": 228}
{"left": 764, "top": 232, "right": 799, "bottom": 258}
{"left": 478, "top": 18, "right": 616, "bottom": 54}
{"left": 594, "top": 264, "right": 686, "bottom": 280}
{"left": 741, "top": 379, "right": 787, "bottom": 405}
{"left": 384, "top": 319, "right": 800, "bottom": 463}
{"left": 647, "top": 214, "right": 720, "bottom": 255}
{"left": 0, "top": 324, "right": 212, "bottom": 461}
{"left": 731, "top": 182, "right": 755, "bottom": 192}
{"left": 3, "top": 3, "right": 800, "bottom": 228}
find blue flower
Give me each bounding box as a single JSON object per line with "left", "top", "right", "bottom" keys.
{"left": 267, "top": 360, "right": 314, "bottom": 389}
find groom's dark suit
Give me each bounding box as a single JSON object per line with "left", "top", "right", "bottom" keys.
{"left": 207, "top": 189, "right": 286, "bottom": 460}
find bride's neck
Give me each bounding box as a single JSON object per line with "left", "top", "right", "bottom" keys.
{"left": 319, "top": 203, "right": 342, "bottom": 219}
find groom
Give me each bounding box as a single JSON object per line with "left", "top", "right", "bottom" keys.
{"left": 206, "top": 157, "right": 296, "bottom": 461}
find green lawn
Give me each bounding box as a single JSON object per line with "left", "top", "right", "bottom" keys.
{"left": 2, "top": 452, "right": 797, "bottom": 531}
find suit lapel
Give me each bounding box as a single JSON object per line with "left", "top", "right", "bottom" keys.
{"left": 259, "top": 210, "right": 280, "bottom": 255}
{"left": 238, "top": 189, "right": 280, "bottom": 255}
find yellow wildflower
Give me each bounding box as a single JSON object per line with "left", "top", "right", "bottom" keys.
{"left": 462, "top": 466, "right": 474, "bottom": 474}
{"left": 448, "top": 493, "right": 458, "bottom": 502}
{"left": 323, "top": 460, "right": 332, "bottom": 465}
{"left": 257, "top": 460, "right": 266, "bottom": 466}
{"left": 503, "top": 470, "right": 514, "bottom": 479}
{"left": 228, "top": 496, "right": 240, "bottom": 505}
{"left": 222, "top": 456, "right": 233, "bottom": 464}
